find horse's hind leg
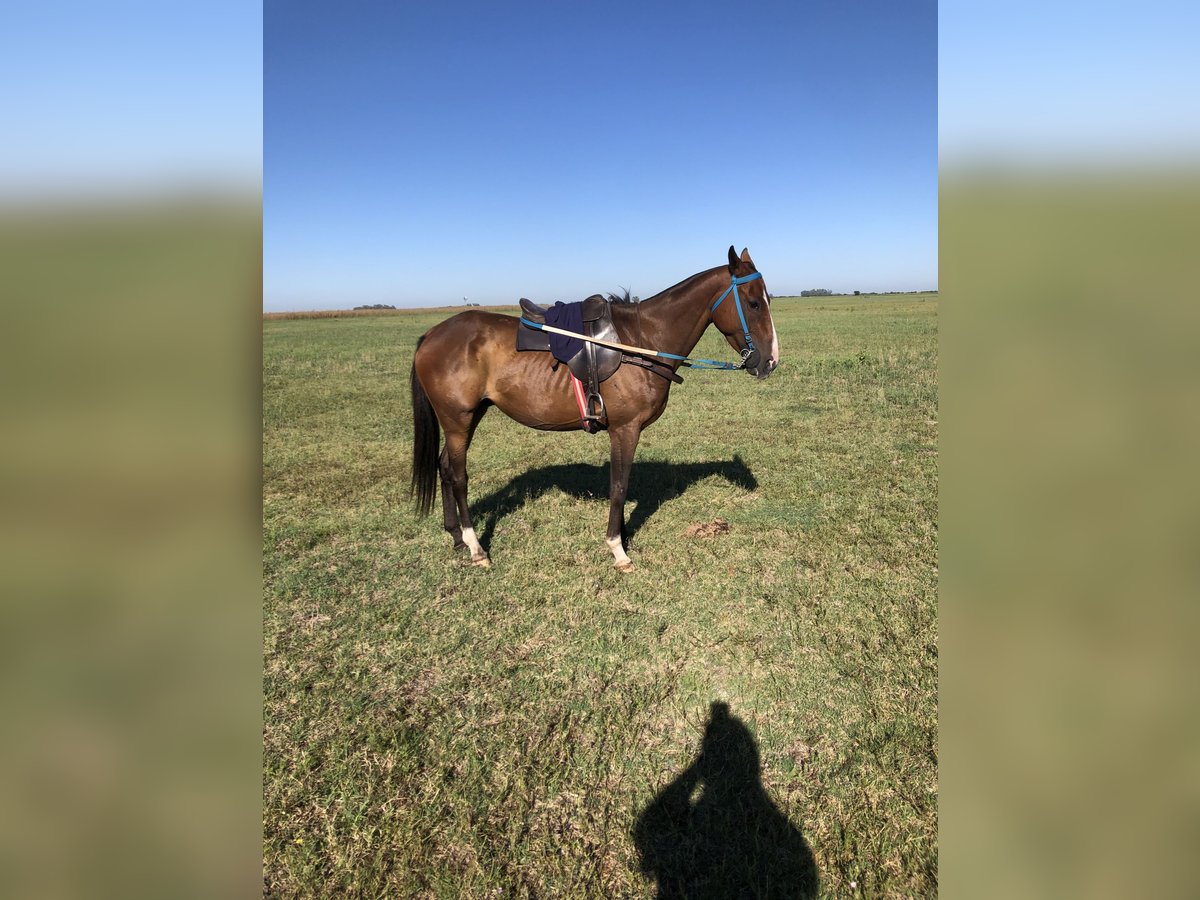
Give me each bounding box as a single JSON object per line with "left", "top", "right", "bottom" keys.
{"left": 439, "top": 446, "right": 466, "bottom": 551}
{"left": 443, "top": 412, "right": 490, "bottom": 567}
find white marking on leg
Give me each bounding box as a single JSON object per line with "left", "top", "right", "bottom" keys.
{"left": 461, "top": 527, "right": 489, "bottom": 565}
{"left": 607, "top": 535, "right": 633, "bottom": 569}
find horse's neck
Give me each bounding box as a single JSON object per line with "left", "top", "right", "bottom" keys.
{"left": 630, "top": 268, "right": 724, "bottom": 365}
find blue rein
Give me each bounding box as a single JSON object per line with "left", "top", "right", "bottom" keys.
{"left": 519, "top": 271, "right": 764, "bottom": 371}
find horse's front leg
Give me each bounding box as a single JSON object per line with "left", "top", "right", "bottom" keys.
{"left": 606, "top": 424, "right": 641, "bottom": 572}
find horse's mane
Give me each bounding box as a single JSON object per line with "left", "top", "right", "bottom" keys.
{"left": 647, "top": 266, "right": 725, "bottom": 304}
{"left": 606, "top": 265, "right": 725, "bottom": 308}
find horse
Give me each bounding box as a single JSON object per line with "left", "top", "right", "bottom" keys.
{"left": 409, "top": 246, "right": 780, "bottom": 571}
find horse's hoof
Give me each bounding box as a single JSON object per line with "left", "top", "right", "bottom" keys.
{"left": 615, "top": 561, "right": 635, "bottom": 573}
{"left": 471, "top": 556, "right": 492, "bottom": 568}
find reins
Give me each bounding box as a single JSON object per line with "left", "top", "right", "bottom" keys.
{"left": 519, "top": 272, "right": 763, "bottom": 371}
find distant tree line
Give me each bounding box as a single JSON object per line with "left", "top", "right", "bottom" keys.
{"left": 353, "top": 303, "right": 396, "bottom": 310}
{"left": 852, "top": 290, "right": 938, "bottom": 296}
{"left": 790, "top": 289, "right": 938, "bottom": 298}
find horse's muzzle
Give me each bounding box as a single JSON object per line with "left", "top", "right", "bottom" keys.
{"left": 742, "top": 348, "right": 762, "bottom": 375}
{"left": 745, "top": 349, "right": 778, "bottom": 380}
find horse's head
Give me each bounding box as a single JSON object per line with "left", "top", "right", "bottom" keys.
{"left": 711, "top": 246, "right": 780, "bottom": 379}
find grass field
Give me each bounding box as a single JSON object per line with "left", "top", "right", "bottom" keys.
{"left": 263, "top": 293, "right": 938, "bottom": 897}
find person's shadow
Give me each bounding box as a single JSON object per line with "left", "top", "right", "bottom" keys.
{"left": 633, "top": 702, "right": 819, "bottom": 899}
{"left": 470, "top": 456, "right": 757, "bottom": 551}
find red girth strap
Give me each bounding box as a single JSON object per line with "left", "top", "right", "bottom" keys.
{"left": 569, "top": 373, "right": 589, "bottom": 424}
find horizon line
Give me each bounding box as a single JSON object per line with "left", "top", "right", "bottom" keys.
{"left": 262, "top": 289, "right": 940, "bottom": 318}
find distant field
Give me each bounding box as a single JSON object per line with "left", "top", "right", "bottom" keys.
{"left": 262, "top": 305, "right": 517, "bottom": 320}
{"left": 261, "top": 294, "right": 935, "bottom": 320}
{"left": 263, "top": 293, "right": 938, "bottom": 897}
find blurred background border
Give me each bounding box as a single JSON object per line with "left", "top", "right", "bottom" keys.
{"left": 941, "top": 2, "right": 1200, "bottom": 896}
{"left": 2, "top": 1, "right": 1198, "bottom": 897}
{"left": 1, "top": 2, "right": 262, "bottom": 897}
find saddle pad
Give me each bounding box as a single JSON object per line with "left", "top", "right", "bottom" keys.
{"left": 543, "top": 301, "right": 585, "bottom": 364}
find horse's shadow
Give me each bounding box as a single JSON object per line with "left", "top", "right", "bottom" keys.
{"left": 471, "top": 455, "right": 757, "bottom": 551}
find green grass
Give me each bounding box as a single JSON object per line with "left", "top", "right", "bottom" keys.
{"left": 263, "top": 294, "right": 938, "bottom": 897}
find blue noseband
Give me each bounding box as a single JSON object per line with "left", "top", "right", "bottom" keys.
{"left": 710, "top": 271, "right": 763, "bottom": 362}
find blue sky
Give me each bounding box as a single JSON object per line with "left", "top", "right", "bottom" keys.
{"left": 940, "top": 1, "right": 1200, "bottom": 164}
{"left": 265, "top": 0, "right": 938, "bottom": 310}
{"left": 1, "top": 1, "right": 261, "bottom": 197}
{"left": 4, "top": 1, "right": 1196, "bottom": 310}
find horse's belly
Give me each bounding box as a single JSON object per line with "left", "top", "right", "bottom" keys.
{"left": 489, "top": 355, "right": 582, "bottom": 431}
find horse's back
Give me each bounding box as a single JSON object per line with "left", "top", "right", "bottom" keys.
{"left": 418, "top": 310, "right": 516, "bottom": 360}
{"left": 423, "top": 309, "right": 515, "bottom": 341}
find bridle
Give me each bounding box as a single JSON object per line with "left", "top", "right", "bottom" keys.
{"left": 710, "top": 271, "right": 764, "bottom": 368}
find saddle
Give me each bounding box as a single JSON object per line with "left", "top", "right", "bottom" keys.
{"left": 517, "top": 294, "right": 622, "bottom": 429}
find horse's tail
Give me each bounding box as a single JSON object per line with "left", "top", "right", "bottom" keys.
{"left": 410, "top": 334, "right": 440, "bottom": 517}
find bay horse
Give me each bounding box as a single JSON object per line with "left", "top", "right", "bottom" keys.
{"left": 410, "top": 246, "right": 780, "bottom": 571}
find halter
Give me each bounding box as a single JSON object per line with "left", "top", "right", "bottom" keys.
{"left": 710, "top": 271, "right": 763, "bottom": 363}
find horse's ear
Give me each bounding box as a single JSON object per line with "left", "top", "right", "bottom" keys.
{"left": 740, "top": 247, "right": 753, "bottom": 264}
{"left": 728, "top": 245, "right": 739, "bottom": 272}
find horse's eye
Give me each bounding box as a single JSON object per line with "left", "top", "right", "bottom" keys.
{"left": 749, "top": 301, "right": 760, "bottom": 310}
